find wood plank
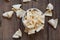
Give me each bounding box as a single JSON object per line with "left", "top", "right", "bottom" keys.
{"left": 0, "top": 0, "right": 22, "bottom": 40}
{"left": 48, "top": 0, "right": 60, "bottom": 40}
{"left": 32, "top": 0, "right": 48, "bottom": 40}
{"left": 20, "top": 0, "right": 34, "bottom": 40}
{"left": 0, "top": 9, "right": 3, "bottom": 40}
{"left": 21, "top": 0, "right": 48, "bottom": 40}
{"left": 0, "top": 0, "right": 5, "bottom": 40}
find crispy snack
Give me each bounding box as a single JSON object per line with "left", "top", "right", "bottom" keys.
{"left": 44, "top": 3, "right": 53, "bottom": 16}
{"left": 48, "top": 19, "right": 58, "bottom": 29}
{"left": 46, "top": 3, "right": 54, "bottom": 10}
{"left": 12, "top": 4, "right": 26, "bottom": 18}
{"left": 12, "top": 29, "right": 22, "bottom": 38}
{"left": 23, "top": 0, "right": 31, "bottom": 2}
{"left": 44, "top": 10, "right": 52, "bottom": 16}
{"left": 22, "top": 8, "right": 44, "bottom": 35}
{"left": 3, "top": 11, "right": 14, "bottom": 18}
{"left": 12, "top": 4, "right": 22, "bottom": 10}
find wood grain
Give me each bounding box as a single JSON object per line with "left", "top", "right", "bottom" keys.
{"left": 0, "top": 0, "right": 60, "bottom": 40}
{"left": 32, "top": 0, "right": 48, "bottom": 40}
{"left": 48, "top": 0, "right": 60, "bottom": 40}
{"left": 0, "top": 0, "right": 22, "bottom": 40}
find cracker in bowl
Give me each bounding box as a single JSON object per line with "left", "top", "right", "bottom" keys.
{"left": 22, "top": 8, "right": 45, "bottom": 35}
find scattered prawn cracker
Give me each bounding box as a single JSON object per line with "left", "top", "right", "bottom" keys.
{"left": 12, "top": 29, "right": 22, "bottom": 38}
{"left": 12, "top": 34, "right": 19, "bottom": 38}
{"left": 46, "top": 3, "right": 54, "bottom": 10}
{"left": 15, "top": 9, "right": 26, "bottom": 18}
{"left": 3, "top": 11, "right": 14, "bottom": 18}
{"left": 12, "top": 4, "right": 22, "bottom": 10}
{"left": 48, "top": 19, "right": 58, "bottom": 29}
{"left": 44, "top": 3, "right": 53, "bottom": 16}
{"left": 44, "top": 10, "right": 52, "bottom": 16}
{"left": 23, "top": 0, "right": 31, "bottom": 2}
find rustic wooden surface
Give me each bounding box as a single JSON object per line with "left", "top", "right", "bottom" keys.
{"left": 0, "top": 0, "right": 60, "bottom": 40}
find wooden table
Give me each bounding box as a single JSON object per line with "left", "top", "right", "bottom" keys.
{"left": 0, "top": 0, "right": 60, "bottom": 40}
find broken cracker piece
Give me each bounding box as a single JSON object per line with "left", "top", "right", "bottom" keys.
{"left": 23, "top": 0, "right": 31, "bottom": 2}
{"left": 46, "top": 3, "right": 54, "bottom": 10}
{"left": 15, "top": 9, "right": 26, "bottom": 18}
{"left": 44, "top": 10, "right": 52, "bottom": 16}
{"left": 12, "top": 4, "right": 22, "bottom": 10}
{"left": 48, "top": 19, "right": 58, "bottom": 29}
{"left": 12, "top": 34, "right": 19, "bottom": 38}
{"left": 12, "top": 29, "right": 22, "bottom": 38}
{"left": 3, "top": 11, "right": 14, "bottom": 18}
